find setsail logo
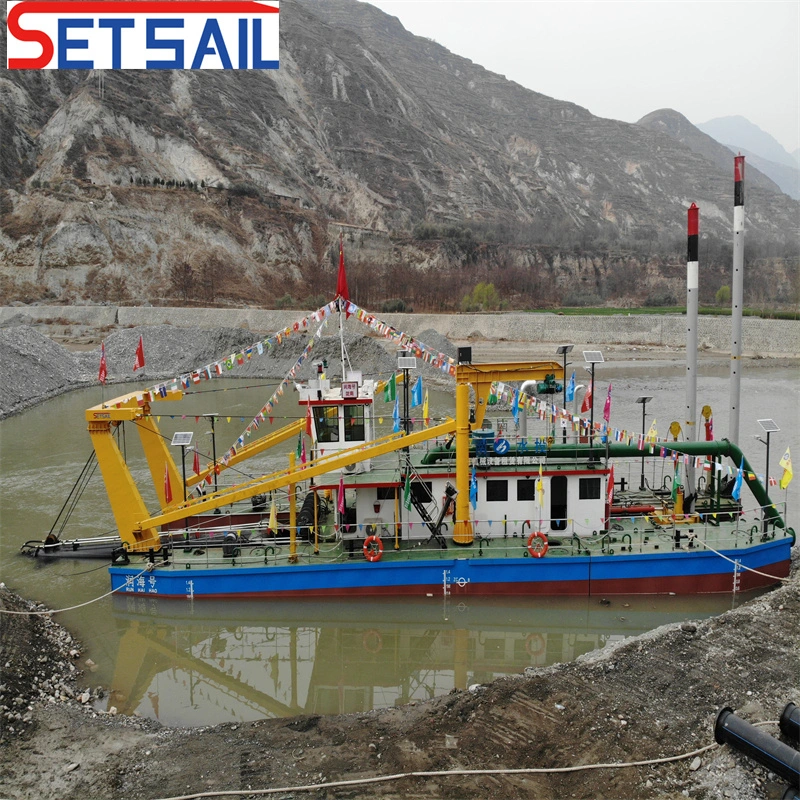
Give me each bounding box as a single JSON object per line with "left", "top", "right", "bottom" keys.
{"left": 6, "top": 1, "right": 279, "bottom": 70}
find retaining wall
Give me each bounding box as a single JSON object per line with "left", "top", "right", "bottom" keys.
{"left": 1, "top": 306, "right": 797, "bottom": 357}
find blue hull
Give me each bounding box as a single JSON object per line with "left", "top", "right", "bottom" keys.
{"left": 110, "top": 537, "right": 791, "bottom": 599}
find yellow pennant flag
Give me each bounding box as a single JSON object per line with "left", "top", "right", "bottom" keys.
{"left": 779, "top": 447, "right": 793, "bottom": 489}
{"left": 536, "top": 462, "right": 545, "bottom": 507}
{"left": 422, "top": 389, "right": 429, "bottom": 428}
{"left": 268, "top": 499, "right": 278, "bottom": 533}
{"left": 646, "top": 418, "right": 658, "bottom": 443}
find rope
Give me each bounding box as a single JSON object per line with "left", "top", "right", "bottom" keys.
{"left": 689, "top": 535, "right": 793, "bottom": 583}
{"left": 148, "top": 742, "right": 723, "bottom": 800}
{"left": 0, "top": 565, "right": 153, "bottom": 616}
{"left": 147, "top": 720, "right": 784, "bottom": 800}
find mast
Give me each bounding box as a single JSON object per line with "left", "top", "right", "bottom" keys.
{"left": 729, "top": 156, "right": 745, "bottom": 445}
{"left": 685, "top": 203, "right": 699, "bottom": 509}
{"left": 336, "top": 232, "right": 350, "bottom": 382}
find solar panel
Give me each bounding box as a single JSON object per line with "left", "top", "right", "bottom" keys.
{"left": 757, "top": 419, "right": 780, "bottom": 433}
{"left": 583, "top": 351, "right": 604, "bottom": 363}
{"left": 171, "top": 431, "right": 194, "bottom": 447}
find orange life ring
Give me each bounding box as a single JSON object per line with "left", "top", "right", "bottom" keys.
{"left": 363, "top": 629, "right": 383, "bottom": 653}
{"left": 527, "top": 531, "right": 548, "bottom": 558}
{"left": 525, "top": 633, "right": 546, "bottom": 656}
{"left": 442, "top": 495, "right": 455, "bottom": 519}
{"left": 363, "top": 535, "right": 384, "bottom": 562}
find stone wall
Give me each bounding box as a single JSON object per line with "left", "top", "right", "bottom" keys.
{"left": 1, "top": 306, "right": 797, "bottom": 357}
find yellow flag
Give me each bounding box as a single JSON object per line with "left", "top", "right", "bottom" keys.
{"left": 422, "top": 389, "right": 429, "bottom": 428}
{"left": 779, "top": 447, "right": 793, "bottom": 489}
{"left": 646, "top": 418, "right": 658, "bottom": 443}
{"left": 268, "top": 499, "right": 278, "bottom": 533}
{"left": 536, "top": 462, "right": 545, "bottom": 507}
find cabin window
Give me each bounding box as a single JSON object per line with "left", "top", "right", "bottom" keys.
{"left": 410, "top": 481, "right": 433, "bottom": 504}
{"left": 517, "top": 479, "right": 536, "bottom": 501}
{"left": 313, "top": 405, "right": 339, "bottom": 443}
{"left": 579, "top": 477, "right": 601, "bottom": 499}
{"left": 344, "top": 404, "right": 366, "bottom": 442}
{"left": 376, "top": 486, "right": 395, "bottom": 501}
{"left": 486, "top": 480, "right": 508, "bottom": 502}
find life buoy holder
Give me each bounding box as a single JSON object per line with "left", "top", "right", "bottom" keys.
{"left": 527, "top": 531, "right": 548, "bottom": 558}
{"left": 363, "top": 629, "right": 383, "bottom": 654}
{"left": 525, "top": 633, "right": 546, "bottom": 657}
{"left": 442, "top": 495, "right": 455, "bottom": 519}
{"left": 363, "top": 535, "right": 384, "bottom": 562}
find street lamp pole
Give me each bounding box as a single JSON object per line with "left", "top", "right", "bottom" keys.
{"left": 756, "top": 419, "right": 780, "bottom": 532}
{"left": 557, "top": 345, "right": 573, "bottom": 444}
{"left": 583, "top": 351, "right": 604, "bottom": 452}
{"left": 636, "top": 396, "right": 653, "bottom": 490}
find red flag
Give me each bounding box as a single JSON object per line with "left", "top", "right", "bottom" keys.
{"left": 338, "top": 473, "right": 345, "bottom": 515}
{"left": 305, "top": 404, "right": 313, "bottom": 437}
{"left": 603, "top": 383, "right": 612, "bottom": 423}
{"left": 581, "top": 381, "right": 592, "bottom": 414}
{"left": 164, "top": 463, "right": 173, "bottom": 504}
{"left": 705, "top": 416, "right": 714, "bottom": 441}
{"left": 193, "top": 448, "right": 201, "bottom": 476}
{"left": 607, "top": 465, "right": 615, "bottom": 507}
{"left": 98, "top": 341, "right": 107, "bottom": 385}
{"left": 335, "top": 232, "right": 350, "bottom": 302}
{"left": 133, "top": 335, "right": 145, "bottom": 372}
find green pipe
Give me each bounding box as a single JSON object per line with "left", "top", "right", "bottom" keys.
{"left": 421, "top": 438, "right": 784, "bottom": 529}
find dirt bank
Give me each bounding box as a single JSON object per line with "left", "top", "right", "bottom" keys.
{"left": 1, "top": 567, "right": 798, "bottom": 800}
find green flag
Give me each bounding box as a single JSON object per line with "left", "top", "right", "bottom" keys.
{"left": 403, "top": 473, "right": 412, "bottom": 510}
{"left": 384, "top": 373, "right": 396, "bottom": 402}
{"left": 296, "top": 433, "right": 302, "bottom": 459}
{"left": 671, "top": 461, "right": 680, "bottom": 503}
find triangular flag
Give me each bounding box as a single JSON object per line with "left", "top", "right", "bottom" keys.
{"left": 268, "top": 499, "right": 277, "bottom": 534}
{"left": 338, "top": 473, "right": 346, "bottom": 515}
{"left": 192, "top": 448, "right": 200, "bottom": 476}
{"left": 133, "top": 335, "right": 145, "bottom": 372}
{"left": 164, "top": 463, "right": 173, "bottom": 504}
{"left": 98, "top": 341, "right": 107, "bottom": 384}
{"left": 423, "top": 389, "right": 430, "bottom": 428}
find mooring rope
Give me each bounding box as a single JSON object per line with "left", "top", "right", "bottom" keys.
{"left": 689, "top": 535, "right": 793, "bottom": 583}
{"left": 0, "top": 564, "right": 153, "bottom": 616}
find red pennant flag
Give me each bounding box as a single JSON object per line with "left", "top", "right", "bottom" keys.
{"left": 164, "top": 463, "right": 173, "bottom": 504}
{"left": 98, "top": 341, "right": 107, "bottom": 385}
{"left": 336, "top": 232, "right": 350, "bottom": 302}
{"left": 193, "top": 448, "right": 200, "bottom": 476}
{"left": 305, "top": 404, "right": 313, "bottom": 437}
{"left": 133, "top": 335, "right": 145, "bottom": 372}
{"left": 581, "top": 381, "right": 592, "bottom": 413}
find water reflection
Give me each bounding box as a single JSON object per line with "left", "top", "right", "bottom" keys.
{"left": 105, "top": 592, "right": 751, "bottom": 726}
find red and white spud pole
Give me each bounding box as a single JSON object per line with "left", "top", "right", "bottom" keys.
{"left": 685, "top": 202, "right": 699, "bottom": 508}
{"left": 729, "top": 156, "right": 745, "bottom": 445}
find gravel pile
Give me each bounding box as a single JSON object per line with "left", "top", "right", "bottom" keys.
{"left": 0, "top": 586, "right": 90, "bottom": 743}
{"left": 1, "top": 323, "right": 447, "bottom": 420}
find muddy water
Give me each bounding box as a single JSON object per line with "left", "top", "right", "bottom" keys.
{"left": 0, "top": 364, "right": 797, "bottom": 726}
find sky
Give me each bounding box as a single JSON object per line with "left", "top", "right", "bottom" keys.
{"left": 366, "top": 0, "right": 800, "bottom": 155}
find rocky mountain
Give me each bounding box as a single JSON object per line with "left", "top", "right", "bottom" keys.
{"left": 1, "top": 0, "right": 798, "bottom": 311}
{"left": 635, "top": 109, "right": 781, "bottom": 194}
{"left": 697, "top": 115, "right": 797, "bottom": 168}
{"left": 695, "top": 115, "right": 800, "bottom": 200}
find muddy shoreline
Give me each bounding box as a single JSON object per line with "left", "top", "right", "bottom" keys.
{"left": 1, "top": 320, "right": 798, "bottom": 800}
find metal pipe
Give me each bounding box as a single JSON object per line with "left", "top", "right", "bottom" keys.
{"left": 714, "top": 707, "right": 800, "bottom": 786}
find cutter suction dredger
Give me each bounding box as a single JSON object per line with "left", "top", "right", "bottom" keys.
{"left": 84, "top": 357, "right": 793, "bottom": 600}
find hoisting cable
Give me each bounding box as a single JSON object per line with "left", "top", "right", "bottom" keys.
{"left": 0, "top": 564, "right": 154, "bottom": 616}
{"left": 46, "top": 451, "right": 98, "bottom": 540}
{"left": 146, "top": 721, "right": 783, "bottom": 800}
